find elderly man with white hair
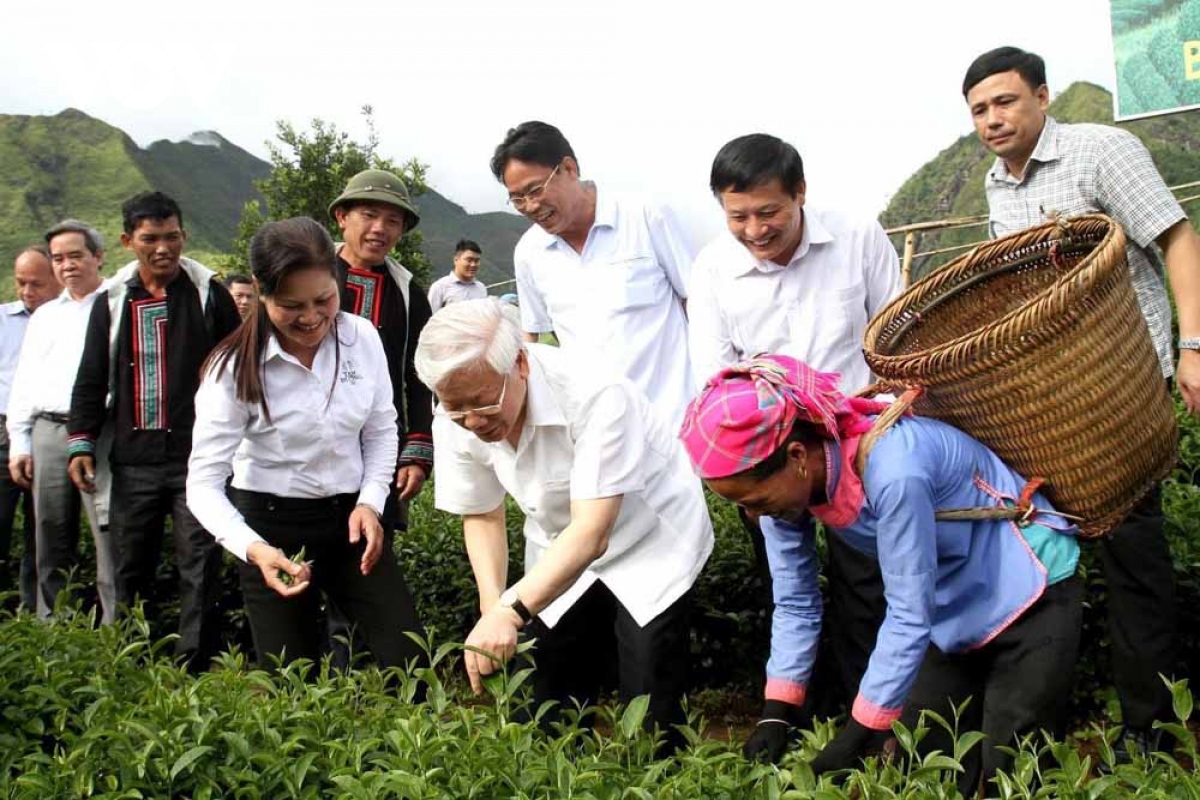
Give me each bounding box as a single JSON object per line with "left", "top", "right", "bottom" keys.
{"left": 415, "top": 297, "right": 713, "bottom": 743}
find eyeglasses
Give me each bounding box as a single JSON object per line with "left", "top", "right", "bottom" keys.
{"left": 437, "top": 373, "right": 508, "bottom": 422}
{"left": 507, "top": 163, "right": 562, "bottom": 210}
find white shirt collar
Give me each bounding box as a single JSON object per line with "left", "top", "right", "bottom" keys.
{"left": 3, "top": 300, "right": 29, "bottom": 316}
{"left": 54, "top": 283, "right": 107, "bottom": 306}
{"left": 263, "top": 313, "right": 356, "bottom": 367}
{"left": 729, "top": 208, "right": 836, "bottom": 277}
{"left": 527, "top": 182, "right": 611, "bottom": 252}
{"left": 521, "top": 347, "right": 567, "bottom": 429}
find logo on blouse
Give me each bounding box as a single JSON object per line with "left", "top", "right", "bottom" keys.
{"left": 339, "top": 359, "right": 363, "bottom": 385}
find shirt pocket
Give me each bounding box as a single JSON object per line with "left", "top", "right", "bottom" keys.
{"left": 524, "top": 478, "right": 573, "bottom": 540}
{"left": 592, "top": 254, "right": 661, "bottom": 311}
{"left": 785, "top": 285, "right": 867, "bottom": 364}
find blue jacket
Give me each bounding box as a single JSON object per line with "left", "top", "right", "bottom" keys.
{"left": 762, "top": 416, "right": 1079, "bottom": 730}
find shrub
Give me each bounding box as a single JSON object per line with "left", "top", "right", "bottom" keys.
{"left": 2, "top": 606, "right": 1198, "bottom": 797}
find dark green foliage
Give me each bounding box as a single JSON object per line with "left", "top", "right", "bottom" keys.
{"left": 2, "top": 602, "right": 1199, "bottom": 796}
{"left": 228, "top": 108, "right": 434, "bottom": 287}
{"left": 399, "top": 491, "right": 769, "bottom": 691}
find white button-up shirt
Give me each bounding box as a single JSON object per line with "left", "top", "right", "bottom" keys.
{"left": 428, "top": 274, "right": 488, "bottom": 311}
{"left": 688, "top": 207, "right": 902, "bottom": 394}
{"left": 0, "top": 301, "right": 31, "bottom": 416}
{"left": 6, "top": 287, "right": 107, "bottom": 456}
{"left": 514, "top": 187, "right": 696, "bottom": 429}
{"left": 433, "top": 344, "right": 714, "bottom": 628}
{"left": 187, "top": 312, "right": 398, "bottom": 561}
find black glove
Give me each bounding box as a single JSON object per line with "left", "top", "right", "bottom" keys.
{"left": 743, "top": 699, "right": 803, "bottom": 764}
{"left": 809, "top": 717, "right": 892, "bottom": 775}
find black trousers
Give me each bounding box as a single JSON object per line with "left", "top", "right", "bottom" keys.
{"left": 1096, "top": 486, "right": 1177, "bottom": 729}
{"left": 742, "top": 510, "right": 887, "bottom": 718}
{"left": 324, "top": 487, "right": 408, "bottom": 668}
{"left": 901, "top": 576, "right": 1083, "bottom": 797}
{"left": 0, "top": 419, "right": 34, "bottom": 609}
{"left": 110, "top": 461, "right": 222, "bottom": 666}
{"left": 525, "top": 581, "right": 692, "bottom": 745}
{"left": 230, "top": 488, "right": 426, "bottom": 672}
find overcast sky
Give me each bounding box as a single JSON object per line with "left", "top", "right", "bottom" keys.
{"left": 2, "top": 0, "right": 1118, "bottom": 245}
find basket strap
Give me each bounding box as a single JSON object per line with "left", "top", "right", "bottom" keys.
{"left": 854, "top": 389, "right": 1066, "bottom": 526}
{"left": 855, "top": 386, "right": 924, "bottom": 476}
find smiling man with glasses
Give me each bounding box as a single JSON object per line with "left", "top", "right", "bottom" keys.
{"left": 490, "top": 121, "right": 696, "bottom": 429}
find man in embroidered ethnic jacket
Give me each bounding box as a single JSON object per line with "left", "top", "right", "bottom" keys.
{"left": 68, "top": 192, "right": 241, "bottom": 671}
{"left": 329, "top": 170, "right": 435, "bottom": 531}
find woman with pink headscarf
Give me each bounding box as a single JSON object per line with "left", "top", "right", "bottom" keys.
{"left": 680, "top": 354, "right": 1082, "bottom": 794}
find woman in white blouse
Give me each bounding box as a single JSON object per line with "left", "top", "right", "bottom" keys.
{"left": 187, "top": 216, "right": 424, "bottom": 670}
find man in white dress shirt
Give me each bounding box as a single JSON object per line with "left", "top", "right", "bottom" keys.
{"left": 428, "top": 239, "right": 488, "bottom": 311}
{"left": 686, "top": 133, "right": 903, "bottom": 735}
{"left": 7, "top": 221, "right": 118, "bottom": 622}
{"left": 490, "top": 121, "right": 696, "bottom": 429}
{"left": 0, "top": 245, "right": 60, "bottom": 609}
{"left": 415, "top": 298, "right": 713, "bottom": 747}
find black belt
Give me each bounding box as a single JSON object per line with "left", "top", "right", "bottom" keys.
{"left": 35, "top": 412, "right": 70, "bottom": 425}
{"left": 227, "top": 487, "right": 359, "bottom": 513}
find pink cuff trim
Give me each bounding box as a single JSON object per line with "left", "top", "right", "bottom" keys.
{"left": 764, "top": 678, "right": 807, "bottom": 707}
{"left": 852, "top": 694, "right": 902, "bottom": 731}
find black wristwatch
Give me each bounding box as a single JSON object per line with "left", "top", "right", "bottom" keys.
{"left": 498, "top": 587, "right": 534, "bottom": 625}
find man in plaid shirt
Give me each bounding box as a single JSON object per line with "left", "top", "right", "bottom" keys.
{"left": 963, "top": 46, "right": 1200, "bottom": 760}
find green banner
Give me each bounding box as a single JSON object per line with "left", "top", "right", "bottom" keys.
{"left": 1110, "top": 0, "right": 1200, "bottom": 119}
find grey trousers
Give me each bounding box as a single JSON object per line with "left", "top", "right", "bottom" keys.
{"left": 31, "top": 418, "right": 118, "bottom": 623}
{"left": 109, "top": 461, "right": 222, "bottom": 668}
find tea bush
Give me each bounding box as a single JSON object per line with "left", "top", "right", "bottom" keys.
{"left": 3, "top": 606, "right": 1199, "bottom": 798}
{"left": 53, "top": 394, "right": 1200, "bottom": 713}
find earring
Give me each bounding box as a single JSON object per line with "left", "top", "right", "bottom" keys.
{"left": 798, "top": 462, "right": 809, "bottom": 481}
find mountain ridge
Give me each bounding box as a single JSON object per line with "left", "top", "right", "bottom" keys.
{"left": 0, "top": 108, "right": 528, "bottom": 294}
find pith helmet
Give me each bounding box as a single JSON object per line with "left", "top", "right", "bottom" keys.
{"left": 328, "top": 169, "right": 421, "bottom": 232}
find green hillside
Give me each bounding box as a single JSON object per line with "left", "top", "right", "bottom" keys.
{"left": 417, "top": 188, "right": 528, "bottom": 288}
{"left": 136, "top": 131, "right": 271, "bottom": 252}
{"left": 0, "top": 108, "right": 528, "bottom": 299}
{"left": 881, "top": 82, "right": 1200, "bottom": 280}
{"left": 0, "top": 109, "right": 155, "bottom": 264}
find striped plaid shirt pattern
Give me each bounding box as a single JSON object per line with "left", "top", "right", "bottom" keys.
{"left": 985, "top": 116, "right": 1186, "bottom": 377}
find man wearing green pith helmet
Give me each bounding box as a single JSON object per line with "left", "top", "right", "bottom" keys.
{"left": 329, "top": 170, "right": 435, "bottom": 532}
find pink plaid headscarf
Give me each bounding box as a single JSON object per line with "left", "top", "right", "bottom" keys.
{"left": 679, "top": 355, "right": 890, "bottom": 479}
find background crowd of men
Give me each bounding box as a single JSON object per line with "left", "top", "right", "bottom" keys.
{"left": 1, "top": 45, "right": 1198, "bottom": 770}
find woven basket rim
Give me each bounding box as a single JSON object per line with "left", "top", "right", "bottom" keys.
{"left": 864, "top": 213, "right": 1122, "bottom": 371}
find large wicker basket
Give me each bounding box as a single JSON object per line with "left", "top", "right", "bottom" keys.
{"left": 862, "top": 214, "right": 1177, "bottom": 538}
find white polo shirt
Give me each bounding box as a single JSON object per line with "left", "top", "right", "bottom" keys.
{"left": 187, "top": 312, "right": 399, "bottom": 561}
{"left": 688, "top": 207, "right": 902, "bottom": 394}
{"left": 433, "top": 344, "right": 714, "bottom": 628}
{"left": 514, "top": 186, "right": 695, "bottom": 429}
